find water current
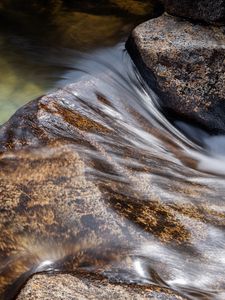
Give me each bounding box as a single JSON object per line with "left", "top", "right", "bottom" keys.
{"left": 1, "top": 2, "right": 225, "bottom": 300}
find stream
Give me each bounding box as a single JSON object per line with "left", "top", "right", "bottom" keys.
{"left": 1, "top": 1, "right": 225, "bottom": 300}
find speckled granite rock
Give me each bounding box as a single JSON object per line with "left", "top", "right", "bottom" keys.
{"left": 17, "top": 273, "right": 185, "bottom": 300}
{"left": 1, "top": 75, "right": 219, "bottom": 300}
{"left": 0, "top": 78, "right": 197, "bottom": 300}
{"left": 126, "top": 14, "right": 225, "bottom": 133}
{"left": 162, "top": 0, "right": 225, "bottom": 25}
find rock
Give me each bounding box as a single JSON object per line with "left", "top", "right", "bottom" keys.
{"left": 0, "top": 77, "right": 195, "bottom": 300}
{"left": 17, "top": 272, "right": 184, "bottom": 300}
{"left": 126, "top": 14, "right": 225, "bottom": 134}
{"left": 162, "top": 0, "right": 225, "bottom": 25}
{"left": 1, "top": 75, "right": 225, "bottom": 299}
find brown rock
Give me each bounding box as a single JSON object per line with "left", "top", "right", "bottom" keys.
{"left": 162, "top": 0, "right": 225, "bottom": 25}
{"left": 0, "top": 78, "right": 193, "bottom": 300}
{"left": 17, "top": 272, "right": 184, "bottom": 300}
{"left": 0, "top": 77, "right": 223, "bottom": 300}
{"left": 126, "top": 14, "right": 225, "bottom": 133}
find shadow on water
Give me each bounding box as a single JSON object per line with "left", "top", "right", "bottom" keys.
{"left": 1, "top": 2, "right": 225, "bottom": 300}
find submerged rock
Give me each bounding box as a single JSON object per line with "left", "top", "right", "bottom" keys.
{"left": 162, "top": 0, "right": 225, "bottom": 25}
{"left": 126, "top": 14, "right": 225, "bottom": 133}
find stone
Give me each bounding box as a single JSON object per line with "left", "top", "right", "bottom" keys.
{"left": 162, "top": 0, "right": 225, "bottom": 25}
{"left": 1, "top": 77, "right": 224, "bottom": 300}
{"left": 17, "top": 272, "right": 184, "bottom": 300}
{"left": 126, "top": 14, "right": 225, "bottom": 134}
{"left": 0, "top": 78, "right": 194, "bottom": 300}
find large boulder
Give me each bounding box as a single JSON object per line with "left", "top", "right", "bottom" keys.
{"left": 0, "top": 78, "right": 193, "bottom": 300}
{"left": 2, "top": 76, "right": 222, "bottom": 299}
{"left": 126, "top": 14, "right": 225, "bottom": 134}
{"left": 162, "top": 0, "right": 225, "bottom": 25}
{"left": 1, "top": 75, "right": 225, "bottom": 299}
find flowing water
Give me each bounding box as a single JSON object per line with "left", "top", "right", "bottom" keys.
{"left": 0, "top": 0, "right": 162, "bottom": 123}
{"left": 1, "top": 2, "right": 225, "bottom": 300}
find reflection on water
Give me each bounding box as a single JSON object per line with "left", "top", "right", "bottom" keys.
{"left": 1, "top": 44, "right": 225, "bottom": 300}
{"left": 0, "top": 0, "right": 162, "bottom": 123}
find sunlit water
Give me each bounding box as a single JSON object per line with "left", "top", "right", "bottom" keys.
{"left": 1, "top": 2, "right": 225, "bottom": 300}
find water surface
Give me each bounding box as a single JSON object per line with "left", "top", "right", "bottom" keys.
{"left": 1, "top": 2, "right": 225, "bottom": 300}
{"left": 0, "top": 0, "right": 161, "bottom": 123}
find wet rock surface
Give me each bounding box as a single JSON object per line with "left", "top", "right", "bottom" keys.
{"left": 162, "top": 0, "right": 225, "bottom": 25}
{"left": 126, "top": 14, "right": 225, "bottom": 133}
{"left": 1, "top": 2, "right": 225, "bottom": 300}
{"left": 17, "top": 272, "right": 185, "bottom": 300}
{"left": 0, "top": 78, "right": 215, "bottom": 300}
{"left": 0, "top": 78, "right": 192, "bottom": 300}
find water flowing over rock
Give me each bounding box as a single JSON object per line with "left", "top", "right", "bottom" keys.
{"left": 162, "top": 0, "right": 225, "bottom": 25}
{"left": 17, "top": 273, "right": 184, "bottom": 300}
{"left": 0, "top": 78, "right": 192, "bottom": 300}
{"left": 2, "top": 2, "right": 225, "bottom": 300}
{"left": 126, "top": 13, "right": 225, "bottom": 134}
{"left": 1, "top": 71, "right": 225, "bottom": 299}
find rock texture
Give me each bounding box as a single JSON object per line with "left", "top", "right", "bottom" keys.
{"left": 126, "top": 14, "right": 225, "bottom": 133}
{"left": 0, "top": 78, "right": 197, "bottom": 300}
{"left": 17, "top": 272, "right": 184, "bottom": 300}
{"left": 162, "top": 0, "right": 225, "bottom": 25}
{"left": 0, "top": 77, "right": 218, "bottom": 300}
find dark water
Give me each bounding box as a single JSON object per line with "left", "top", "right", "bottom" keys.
{"left": 1, "top": 2, "right": 225, "bottom": 300}
{"left": 0, "top": 0, "right": 162, "bottom": 123}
